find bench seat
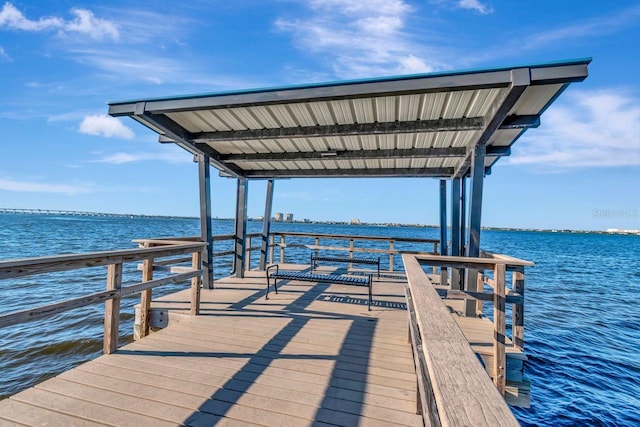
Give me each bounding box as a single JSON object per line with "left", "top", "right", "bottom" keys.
{"left": 266, "top": 265, "right": 372, "bottom": 310}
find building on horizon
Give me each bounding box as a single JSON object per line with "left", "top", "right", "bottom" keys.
{"left": 274, "top": 212, "right": 283, "bottom": 222}
{"left": 285, "top": 213, "right": 293, "bottom": 222}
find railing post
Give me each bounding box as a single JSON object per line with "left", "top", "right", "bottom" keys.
{"left": 246, "top": 236, "right": 252, "bottom": 271}
{"left": 314, "top": 237, "right": 319, "bottom": 261}
{"left": 476, "top": 271, "right": 484, "bottom": 315}
{"left": 389, "top": 240, "right": 395, "bottom": 271}
{"left": 280, "top": 235, "right": 286, "bottom": 263}
{"left": 432, "top": 242, "right": 438, "bottom": 274}
{"left": 139, "top": 253, "right": 153, "bottom": 339}
{"left": 349, "top": 239, "right": 354, "bottom": 270}
{"left": 191, "top": 250, "right": 202, "bottom": 315}
{"left": 513, "top": 270, "right": 525, "bottom": 351}
{"left": 269, "top": 234, "right": 275, "bottom": 264}
{"left": 104, "top": 262, "right": 123, "bottom": 355}
{"left": 493, "top": 263, "right": 506, "bottom": 395}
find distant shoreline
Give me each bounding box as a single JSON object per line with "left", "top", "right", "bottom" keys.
{"left": 1, "top": 209, "right": 637, "bottom": 235}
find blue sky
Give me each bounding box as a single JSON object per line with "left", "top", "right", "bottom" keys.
{"left": 1, "top": 0, "right": 639, "bottom": 230}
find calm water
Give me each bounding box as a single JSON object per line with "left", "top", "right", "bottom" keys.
{"left": 0, "top": 213, "right": 639, "bottom": 426}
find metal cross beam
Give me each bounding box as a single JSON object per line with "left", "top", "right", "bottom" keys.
{"left": 192, "top": 117, "right": 485, "bottom": 142}
{"left": 214, "top": 146, "right": 510, "bottom": 163}
{"left": 241, "top": 167, "right": 454, "bottom": 178}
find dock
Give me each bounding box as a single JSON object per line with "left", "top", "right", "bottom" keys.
{"left": 1, "top": 266, "right": 421, "bottom": 426}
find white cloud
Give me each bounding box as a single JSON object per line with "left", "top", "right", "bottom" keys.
{"left": 91, "top": 151, "right": 191, "bottom": 165}
{"left": 79, "top": 115, "right": 135, "bottom": 139}
{"left": 509, "top": 89, "right": 640, "bottom": 169}
{"left": 0, "top": 178, "right": 93, "bottom": 195}
{"left": 65, "top": 8, "right": 119, "bottom": 41}
{"left": 0, "top": 3, "right": 119, "bottom": 41}
{"left": 275, "top": 0, "right": 442, "bottom": 78}
{"left": 457, "top": 0, "right": 492, "bottom": 14}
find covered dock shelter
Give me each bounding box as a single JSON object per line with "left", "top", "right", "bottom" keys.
{"left": 109, "top": 58, "right": 590, "bottom": 293}
{"left": 0, "top": 59, "right": 590, "bottom": 427}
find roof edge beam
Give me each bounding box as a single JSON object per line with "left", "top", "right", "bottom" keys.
{"left": 191, "top": 117, "right": 484, "bottom": 142}
{"left": 453, "top": 68, "right": 531, "bottom": 178}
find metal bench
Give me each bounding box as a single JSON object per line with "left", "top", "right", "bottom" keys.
{"left": 266, "top": 264, "right": 372, "bottom": 310}
{"left": 310, "top": 254, "right": 380, "bottom": 277}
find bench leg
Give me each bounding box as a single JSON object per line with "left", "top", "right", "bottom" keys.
{"left": 368, "top": 275, "right": 372, "bottom": 311}
{"left": 266, "top": 275, "right": 270, "bottom": 299}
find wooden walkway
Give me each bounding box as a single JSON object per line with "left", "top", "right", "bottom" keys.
{"left": 0, "top": 265, "right": 422, "bottom": 427}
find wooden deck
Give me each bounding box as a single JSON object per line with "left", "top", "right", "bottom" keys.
{"left": 0, "top": 265, "right": 422, "bottom": 427}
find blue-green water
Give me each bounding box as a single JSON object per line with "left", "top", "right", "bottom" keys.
{"left": 0, "top": 214, "right": 639, "bottom": 426}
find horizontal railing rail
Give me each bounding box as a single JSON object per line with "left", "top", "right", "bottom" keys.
{"left": 269, "top": 231, "right": 440, "bottom": 272}
{"left": 0, "top": 242, "right": 206, "bottom": 354}
{"left": 404, "top": 252, "right": 524, "bottom": 426}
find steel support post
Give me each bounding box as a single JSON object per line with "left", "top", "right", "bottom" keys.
{"left": 198, "top": 154, "right": 214, "bottom": 289}
{"left": 259, "top": 179, "right": 274, "bottom": 270}
{"left": 465, "top": 144, "right": 486, "bottom": 316}
{"left": 450, "top": 178, "right": 461, "bottom": 290}
{"left": 232, "top": 178, "right": 248, "bottom": 278}
{"left": 439, "top": 179, "right": 448, "bottom": 287}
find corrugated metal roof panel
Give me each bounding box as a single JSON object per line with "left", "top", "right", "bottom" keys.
{"left": 351, "top": 98, "right": 375, "bottom": 123}
{"left": 246, "top": 106, "right": 280, "bottom": 128}
{"left": 212, "top": 108, "right": 245, "bottom": 130}
{"left": 489, "top": 129, "right": 522, "bottom": 146}
{"left": 268, "top": 104, "right": 298, "bottom": 127}
{"left": 328, "top": 99, "right": 353, "bottom": 125}
{"left": 512, "top": 84, "right": 563, "bottom": 115}
{"left": 420, "top": 92, "right": 447, "bottom": 120}
{"left": 414, "top": 132, "right": 435, "bottom": 148}
{"left": 375, "top": 96, "right": 396, "bottom": 122}
{"left": 442, "top": 90, "right": 475, "bottom": 119}
{"left": 397, "top": 94, "right": 422, "bottom": 120}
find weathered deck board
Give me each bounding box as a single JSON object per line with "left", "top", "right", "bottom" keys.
{"left": 0, "top": 267, "right": 422, "bottom": 427}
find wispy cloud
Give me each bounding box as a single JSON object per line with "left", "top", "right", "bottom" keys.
{"left": 0, "top": 3, "right": 119, "bottom": 40}
{"left": 509, "top": 89, "right": 640, "bottom": 169}
{"left": 522, "top": 5, "right": 640, "bottom": 51}
{"left": 90, "top": 150, "right": 192, "bottom": 165}
{"left": 79, "top": 115, "right": 135, "bottom": 139}
{"left": 275, "top": 0, "right": 443, "bottom": 78}
{"left": 0, "top": 45, "right": 11, "bottom": 61}
{"left": 0, "top": 178, "right": 93, "bottom": 195}
{"left": 457, "top": 0, "right": 492, "bottom": 14}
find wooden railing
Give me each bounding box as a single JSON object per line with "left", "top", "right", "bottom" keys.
{"left": 268, "top": 231, "right": 440, "bottom": 272}
{"left": 0, "top": 242, "right": 206, "bottom": 354}
{"left": 403, "top": 253, "right": 534, "bottom": 408}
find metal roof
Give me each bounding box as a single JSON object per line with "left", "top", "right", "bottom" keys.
{"left": 109, "top": 59, "right": 590, "bottom": 179}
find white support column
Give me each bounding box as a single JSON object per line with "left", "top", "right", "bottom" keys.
{"left": 198, "top": 154, "right": 214, "bottom": 289}
{"left": 259, "top": 179, "right": 274, "bottom": 270}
